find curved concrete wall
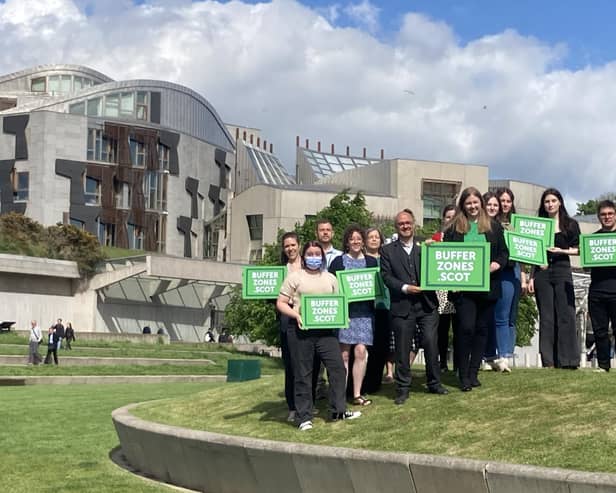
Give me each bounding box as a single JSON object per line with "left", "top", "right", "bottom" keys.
{"left": 113, "top": 404, "right": 616, "bottom": 493}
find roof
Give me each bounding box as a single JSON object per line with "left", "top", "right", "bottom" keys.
{"left": 245, "top": 143, "right": 295, "bottom": 186}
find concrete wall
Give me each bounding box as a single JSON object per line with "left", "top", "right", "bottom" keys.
{"left": 489, "top": 179, "right": 547, "bottom": 217}
{"left": 113, "top": 404, "right": 616, "bottom": 493}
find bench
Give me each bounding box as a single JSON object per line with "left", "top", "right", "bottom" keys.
{"left": 0, "top": 321, "right": 15, "bottom": 332}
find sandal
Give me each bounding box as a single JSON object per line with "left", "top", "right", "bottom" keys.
{"left": 352, "top": 395, "right": 372, "bottom": 406}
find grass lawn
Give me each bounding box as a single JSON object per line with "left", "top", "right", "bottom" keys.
{"left": 134, "top": 368, "right": 616, "bottom": 474}
{"left": 0, "top": 382, "right": 220, "bottom": 493}
{"left": 0, "top": 334, "right": 283, "bottom": 375}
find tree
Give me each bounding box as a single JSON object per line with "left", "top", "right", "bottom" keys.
{"left": 225, "top": 190, "right": 374, "bottom": 344}
{"left": 46, "top": 223, "right": 104, "bottom": 276}
{"left": 576, "top": 192, "right": 616, "bottom": 215}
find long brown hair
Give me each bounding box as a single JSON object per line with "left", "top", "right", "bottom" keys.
{"left": 450, "top": 187, "right": 492, "bottom": 234}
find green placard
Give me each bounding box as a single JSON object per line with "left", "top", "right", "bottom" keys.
{"left": 511, "top": 214, "right": 555, "bottom": 249}
{"left": 242, "top": 266, "right": 286, "bottom": 299}
{"left": 420, "top": 242, "right": 490, "bottom": 291}
{"left": 300, "top": 294, "right": 349, "bottom": 330}
{"left": 580, "top": 233, "right": 616, "bottom": 267}
{"left": 336, "top": 267, "right": 379, "bottom": 302}
{"left": 504, "top": 231, "right": 547, "bottom": 266}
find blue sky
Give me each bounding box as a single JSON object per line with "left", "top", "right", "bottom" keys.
{"left": 230, "top": 0, "right": 616, "bottom": 69}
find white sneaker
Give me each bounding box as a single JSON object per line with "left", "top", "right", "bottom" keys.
{"left": 298, "top": 420, "right": 313, "bottom": 431}
{"left": 495, "top": 358, "right": 511, "bottom": 373}
{"left": 287, "top": 410, "right": 296, "bottom": 422}
{"left": 331, "top": 410, "right": 362, "bottom": 421}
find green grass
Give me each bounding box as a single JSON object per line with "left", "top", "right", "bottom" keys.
{"left": 101, "top": 246, "right": 145, "bottom": 259}
{"left": 0, "top": 382, "right": 220, "bottom": 493}
{"left": 0, "top": 334, "right": 283, "bottom": 375}
{"left": 134, "top": 369, "right": 616, "bottom": 474}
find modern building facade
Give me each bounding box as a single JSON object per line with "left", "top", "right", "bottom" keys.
{"left": 0, "top": 64, "right": 234, "bottom": 260}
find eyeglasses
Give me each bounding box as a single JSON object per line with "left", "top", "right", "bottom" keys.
{"left": 599, "top": 212, "right": 615, "bottom": 217}
{"left": 396, "top": 221, "right": 413, "bottom": 227}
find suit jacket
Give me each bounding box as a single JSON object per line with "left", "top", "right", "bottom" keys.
{"left": 380, "top": 238, "right": 438, "bottom": 316}
{"left": 443, "top": 219, "right": 509, "bottom": 300}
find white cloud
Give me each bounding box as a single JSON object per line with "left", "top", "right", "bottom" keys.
{"left": 343, "top": 0, "right": 380, "bottom": 34}
{"left": 0, "top": 0, "right": 615, "bottom": 203}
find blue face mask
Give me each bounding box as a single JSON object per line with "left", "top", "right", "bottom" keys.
{"left": 304, "top": 256, "right": 323, "bottom": 271}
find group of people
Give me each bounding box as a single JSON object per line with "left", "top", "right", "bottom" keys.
{"left": 27, "top": 318, "right": 76, "bottom": 365}
{"left": 274, "top": 185, "right": 616, "bottom": 431}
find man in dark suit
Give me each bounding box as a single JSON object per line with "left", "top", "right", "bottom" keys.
{"left": 381, "top": 209, "right": 448, "bottom": 404}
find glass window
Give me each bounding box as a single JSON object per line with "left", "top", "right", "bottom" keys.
{"left": 73, "top": 76, "right": 84, "bottom": 91}
{"left": 136, "top": 91, "right": 148, "bottom": 120}
{"left": 87, "top": 98, "right": 102, "bottom": 117}
{"left": 31, "top": 77, "right": 46, "bottom": 92}
{"left": 13, "top": 171, "right": 29, "bottom": 202}
{"left": 84, "top": 176, "right": 101, "bottom": 205}
{"left": 69, "top": 102, "right": 85, "bottom": 115}
{"left": 48, "top": 75, "right": 60, "bottom": 93}
{"left": 422, "top": 181, "right": 460, "bottom": 222}
{"left": 127, "top": 223, "right": 143, "bottom": 250}
{"left": 70, "top": 218, "right": 85, "bottom": 230}
{"left": 120, "top": 92, "right": 134, "bottom": 116}
{"left": 97, "top": 220, "right": 115, "bottom": 247}
{"left": 104, "top": 93, "right": 120, "bottom": 117}
{"left": 155, "top": 216, "right": 166, "bottom": 253}
{"left": 60, "top": 75, "right": 71, "bottom": 93}
{"left": 249, "top": 248, "right": 263, "bottom": 263}
{"left": 158, "top": 143, "right": 169, "bottom": 170}
{"left": 246, "top": 214, "right": 263, "bottom": 241}
{"left": 87, "top": 128, "right": 116, "bottom": 163}
{"left": 115, "top": 182, "right": 131, "bottom": 209}
{"left": 129, "top": 138, "right": 146, "bottom": 167}
{"left": 143, "top": 171, "right": 166, "bottom": 210}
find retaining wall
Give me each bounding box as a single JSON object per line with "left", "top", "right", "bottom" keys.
{"left": 112, "top": 404, "right": 616, "bottom": 493}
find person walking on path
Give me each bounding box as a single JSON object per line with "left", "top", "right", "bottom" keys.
{"left": 44, "top": 326, "right": 59, "bottom": 365}
{"left": 53, "top": 318, "right": 65, "bottom": 351}
{"left": 64, "top": 322, "right": 75, "bottom": 350}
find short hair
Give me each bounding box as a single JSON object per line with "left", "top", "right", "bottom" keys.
{"left": 315, "top": 219, "right": 333, "bottom": 230}
{"left": 342, "top": 224, "right": 365, "bottom": 253}
{"left": 395, "top": 209, "right": 415, "bottom": 224}
{"left": 597, "top": 200, "right": 616, "bottom": 215}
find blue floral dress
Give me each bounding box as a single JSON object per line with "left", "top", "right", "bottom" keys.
{"left": 338, "top": 254, "right": 374, "bottom": 345}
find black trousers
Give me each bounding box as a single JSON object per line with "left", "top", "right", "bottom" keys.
{"left": 534, "top": 271, "right": 580, "bottom": 367}
{"left": 588, "top": 292, "right": 616, "bottom": 370}
{"left": 280, "top": 316, "right": 318, "bottom": 411}
{"left": 392, "top": 303, "right": 440, "bottom": 392}
{"left": 361, "top": 309, "right": 390, "bottom": 394}
{"left": 44, "top": 345, "right": 58, "bottom": 365}
{"left": 437, "top": 313, "right": 458, "bottom": 370}
{"left": 292, "top": 324, "right": 346, "bottom": 424}
{"left": 454, "top": 295, "right": 494, "bottom": 387}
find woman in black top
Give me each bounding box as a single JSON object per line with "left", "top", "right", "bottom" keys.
{"left": 444, "top": 187, "right": 509, "bottom": 391}
{"left": 528, "top": 188, "right": 580, "bottom": 368}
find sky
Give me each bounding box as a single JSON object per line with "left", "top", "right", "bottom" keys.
{"left": 1, "top": 0, "right": 616, "bottom": 207}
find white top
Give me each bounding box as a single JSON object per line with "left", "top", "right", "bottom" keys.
{"left": 29, "top": 325, "right": 42, "bottom": 342}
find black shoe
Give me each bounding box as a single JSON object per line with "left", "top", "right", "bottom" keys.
{"left": 470, "top": 377, "right": 481, "bottom": 387}
{"left": 461, "top": 385, "right": 472, "bottom": 392}
{"left": 394, "top": 390, "right": 409, "bottom": 405}
{"left": 428, "top": 385, "right": 449, "bottom": 395}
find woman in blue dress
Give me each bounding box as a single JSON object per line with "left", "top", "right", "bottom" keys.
{"left": 329, "top": 224, "right": 377, "bottom": 406}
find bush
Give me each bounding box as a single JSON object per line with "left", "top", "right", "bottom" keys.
{"left": 0, "top": 213, "right": 104, "bottom": 276}
{"left": 517, "top": 295, "right": 538, "bottom": 347}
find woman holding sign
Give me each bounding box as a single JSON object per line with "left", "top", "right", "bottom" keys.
{"left": 528, "top": 188, "right": 581, "bottom": 368}
{"left": 444, "top": 187, "right": 509, "bottom": 391}
{"left": 277, "top": 241, "right": 361, "bottom": 431}
{"left": 329, "top": 225, "right": 378, "bottom": 406}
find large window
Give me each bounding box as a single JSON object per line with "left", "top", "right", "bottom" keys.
{"left": 48, "top": 74, "right": 72, "bottom": 94}
{"left": 422, "top": 181, "right": 460, "bottom": 221}
{"left": 143, "top": 171, "right": 166, "bottom": 211}
{"left": 104, "top": 93, "right": 120, "bottom": 117}
{"left": 127, "top": 223, "right": 143, "bottom": 250}
{"left": 97, "top": 220, "right": 115, "bottom": 247}
{"left": 87, "top": 128, "right": 117, "bottom": 163}
{"left": 120, "top": 92, "right": 134, "bottom": 116}
{"left": 87, "top": 97, "right": 102, "bottom": 117}
{"left": 136, "top": 91, "right": 148, "bottom": 120}
{"left": 13, "top": 171, "right": 29, "bottom": 202}
{"left": 158, "top": 143, "right": 169, "bottom": 170}
{"left": 114, "top": 182, "right": 131, "bottom": 209}
{"left": 246, "top": 214, "right": 263, "bottom": 241}
{"left": 84, "top": 176, "right": 101, "bottom": 205}
{"left": 129, "top": 138, "right": 147, "bottom": 167}
{"left": 31, "top": 77, "right": 46, "bottom": 92}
